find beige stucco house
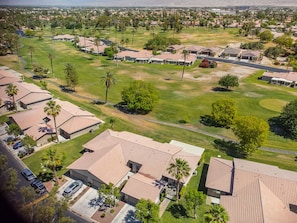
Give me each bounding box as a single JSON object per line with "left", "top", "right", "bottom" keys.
{"left": 9, "top": 99, "right": 103, "bottom": 145}
{"left": 67, "top": 129, "right": 204, "bottom": 205}
{"left": 205, "top": 157, "right": 297, "bottom": 223}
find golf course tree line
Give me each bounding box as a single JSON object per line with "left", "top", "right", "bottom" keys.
{"left": 0, "top": 153, "right": 74, "bottom": 223}
{"left": 207, "top": 98, "right": 269, "bottom": 157}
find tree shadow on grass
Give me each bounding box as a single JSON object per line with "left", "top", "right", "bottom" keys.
{"left": 268, "top": 116, "right": 292, "bottom": 139}
{"left": 212, "top": 87, "right": 231, "bottom": 92}
{"left": 213, "top": 139, "right": 247, "bottom": 158}
{"left": 168, "top": 203, "right": 188, "bottom": 219}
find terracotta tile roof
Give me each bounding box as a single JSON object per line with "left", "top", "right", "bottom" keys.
{"left": 67, "top": 129, "right": 203, "bottom": 202}
{"left": 10, "top": 99, "right": 103, "bottom": 141}
{"left": 263, "top": 71, "right": 297, "bottom": 82}
{"left": 121, "top": 173, "right": 162, "bottom": 202}
{"left": 206, "top": 157, "right": 297, "bottom": 223}
{"left": 205, "top": 158, "right": 233, "bottom": 193}
{"left": 0, "top": 68, "right": 22, "bottom": 86}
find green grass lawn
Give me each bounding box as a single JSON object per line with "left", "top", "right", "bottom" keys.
{"left": 6, "top": 25, "right": 297, "bottom": 222}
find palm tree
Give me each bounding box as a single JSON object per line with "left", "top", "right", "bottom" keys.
{"left": 167, "top": 158, "right": 190, "bottom": 202}
{"left": 44, "top": 100, "right": 61, "bottom": 143}
{"left": 94, "top": 37, "right": 100, "bottom": 56}
{"left": 204, "top": 204, "right": 229, "bottom": 223}
{"left": 5, "top": 83, "right": 19, "bottom": 111}
{"left": 42, "top": 148, "right": 59, "bottom": 185}
{"left": 101, "top": 72, "right": 116, "bottom": 104}
{"left": 48, "top": 53, "right": 55, "bottom": 78}
{"left": 181, "top": 49, "right": 189, "bottom": 81}
{"left": 28, "top": 45, "right": 34, "bottom": 66}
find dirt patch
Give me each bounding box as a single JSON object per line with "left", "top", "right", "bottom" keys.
{"left": 44, "top": 176, "right": 68, "bottom": 193}
{"left": 91, "top": 201, "right": 126, "bottom": 223}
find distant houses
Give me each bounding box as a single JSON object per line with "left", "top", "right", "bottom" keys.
{"left": 0, "top": 66, "right": 104, "bottom": 145}
{"left": 52, "top": 34, "right": 263, "bottom": 67}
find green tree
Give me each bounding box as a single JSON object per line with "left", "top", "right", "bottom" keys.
{"left": 232, "top": 116, "right": 269, "bottom": 156}
{"left": 184, "top": 190, "right": 205, "bottom": 219}
{"left": 274, "top": 34, "right": 293, "bottom": 49}
{"left": 21, "top": 135, "right": 37, "bottom": 154}
{"left": 135, "top": 199, "right": 160, "bottom": 223}
{"left": 0, "top": 154, "right": 18, "bottom": 197}
{"left": 211, "top": 99, "right": 237, "bottom": 127}
{"left": 48, "top": 53, "right": 55, "bottom": 78}
{"left": 204, "top": 204, "right": 229, "bottom": 223}
{"left": 166, "top": 158, "right": 190, "bottom": 202}
{"left": 44, "top": 100, "right": 61, "bottom": 142}
{"left": 259, "top": 30, "right": 273, "bottom": 42}
{"left": 28, "top": 45, "right": 34, "bottom": 66}
{"left": 5, "top": 83, "right": 19, "bottom": 111}
{"left": 64, "top": 63, "right": 78, "bottom": 91}
{"left": 98, "top": 182, "right": 120, "bottom": 207}
{"left": 6, "top": 123, "right": 20, "bottom": 137}
{"left": 101, "top": 72, "right": 116, "bottom": 104}
{"left": 218, "top": 74, "right": 239, "bottom": 90}
{"left": 121, "top": 80, "right": 160, "bottom": 114}
{"left": 279, "top": 99, "right": 297, "bottom": 140}
{"left": 42, "top": 148, "right": 64, "bottom": 184}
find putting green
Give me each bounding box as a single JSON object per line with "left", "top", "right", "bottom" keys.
{"left": 259, "top": 99, "right": 288, "bottom": 112}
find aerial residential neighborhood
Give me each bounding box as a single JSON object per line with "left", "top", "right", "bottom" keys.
{"left": 1, "top": 1, "right": 297, "bottom": 223}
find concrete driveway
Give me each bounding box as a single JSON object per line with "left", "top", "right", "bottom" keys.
{"left": 111, "top": 204, "right": 141, "bottom": 223}
{"left": 70, "top": 186, "right": 100, "bottom": 219}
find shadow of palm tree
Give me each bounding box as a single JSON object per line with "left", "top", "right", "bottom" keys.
{"left": 168, "top": 203, "right": 188, "bottom": 219}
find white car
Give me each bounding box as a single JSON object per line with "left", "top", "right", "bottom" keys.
{"left": 62, "top": 180, "right": 83, "bottom": 197}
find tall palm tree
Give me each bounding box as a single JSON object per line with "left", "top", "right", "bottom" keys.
{"left": 5, "top": 83, "right": 19, "bottom": 111}
{"left": 204, "top": 204, "right": 229, "bottom": 223}
{"left": 101, "top": 72, "right": 116, "bottom": 104}
{"left": 181, "top": 48, "right": 189, "bottom": 81}
{"left": 28, "top": 45, "right": 34, "bottom": 66}
{"left": 48, "top": 53, "right": 55, "bottom": 78}
{"left": 43, "top": 148, "right": 59, "bottom": 185}
{"left": 44, "top": 100, "right": 61, "bottom": 143}
{"left": 94, "top": 37, "right": 100, "bottom": 56}
{"left": 167, "top": 158, "right": 190, "bottom": 202}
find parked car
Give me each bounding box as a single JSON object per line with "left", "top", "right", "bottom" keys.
{"left": 21, "top": 168, "right": 36, "bottom": 181}
{"left": 62, "top": 180, "right": 83, "bottom": 197}
{"left": 12, "top": 141, "right": 23, "bottom": 150}
{"left": 4, "top": 136, "right": 16, "bottom": 143}
{"left": 31, "top": 179, "right": 47, "bottom": 194}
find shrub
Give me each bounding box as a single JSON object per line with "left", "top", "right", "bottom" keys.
{"left": 100, "top": 213, "right": 105, "bottom": 218}
{"left": 110, "top": 209, "right": 115, "bottom": 214}
{"left": 199, "top": 59, "right": 210, "bottom": 68}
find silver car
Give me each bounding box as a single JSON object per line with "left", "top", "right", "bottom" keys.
{"left": 62, "top": 180, "right": 83, "bottom": 197}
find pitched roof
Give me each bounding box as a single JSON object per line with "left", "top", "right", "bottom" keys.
{"left": 0, "top": 67, "right": 23, "bottom": 86}
{"left": 205, "top": 158, "right": 233, "bottom": 193}
{"left": 262, "top": 71, "right": 297, "bottom": 82}
{"left": 67, "top": 129, "right": 203, "bottom": 202}
{"left": 10, "top": 99, "right": 103, "bottom": 141}
{"left": 206, "top": 157, "right": 297, "bottom": 223}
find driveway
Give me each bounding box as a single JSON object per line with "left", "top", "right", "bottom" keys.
{"left": 70, "top": 185, "right": 100, "bottom": 219}
{"left": 111, "top": 204, "right": 141, "bottom": 223}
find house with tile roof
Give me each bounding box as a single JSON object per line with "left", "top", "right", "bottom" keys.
{"left": 9, "top": 99, "right": 103, "bottom": 145}
{"left": 0, "top": 82, "right": 52, "bottom": 114}
{"left": 0, "top": 67, "right": 23, "bottom": 87}
{"left": 205, "top": 157, "right": 297, "bottom": 223}
{"left": 261, "top": 71, "right": 297, "bottom": 87}
{"left": 67, "top": 129, "right": 205, "bottom": 205}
